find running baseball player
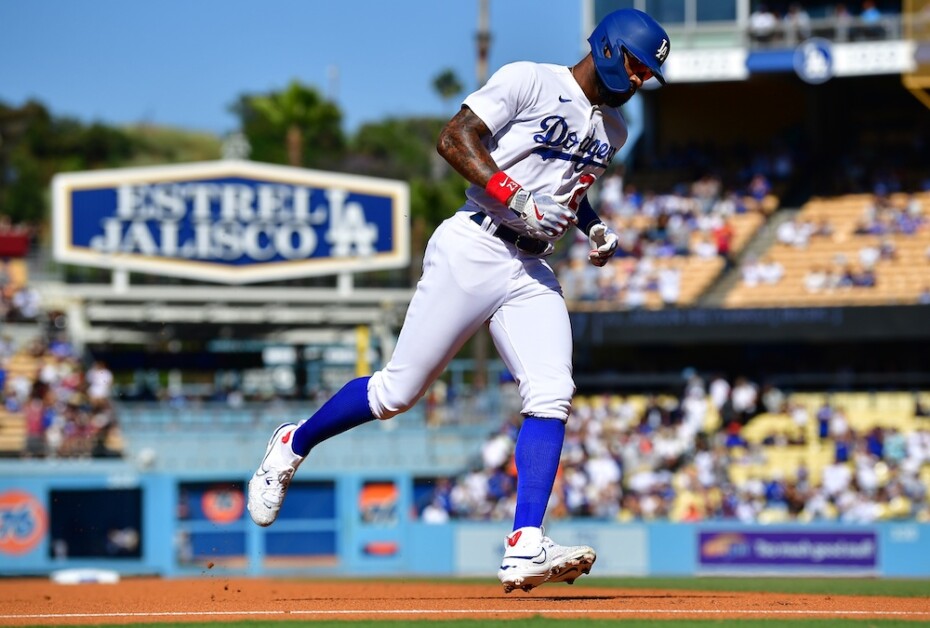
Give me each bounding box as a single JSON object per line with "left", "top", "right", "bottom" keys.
{"left": 248, "top": 8, "right": 670, "bottom": 593}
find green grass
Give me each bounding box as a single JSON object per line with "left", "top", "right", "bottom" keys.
{"left": 42, "top": 621, "right": 930, "bottom": 628}
{"left": 396, "top": 575, "right": 929, "bottom": 598}
{"left": 575, "top": 576, "right": 930, "bottom": 598}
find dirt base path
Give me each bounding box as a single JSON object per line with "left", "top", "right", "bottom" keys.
{"left": 1, "top": 577, "right": 928, "bottom": 624}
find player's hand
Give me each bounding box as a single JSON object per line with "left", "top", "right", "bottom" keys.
{"left": 509, "top": 190, "right": 577, "bottom": 241}
{"left": 587, "top": 222, "right": 619, "bottom": 267}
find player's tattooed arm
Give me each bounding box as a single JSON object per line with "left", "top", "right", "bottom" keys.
{"left": 436, "top": 106, "right": 499, "bottom": 188}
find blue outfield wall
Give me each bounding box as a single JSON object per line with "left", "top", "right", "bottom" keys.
{"left": 1, "top": 464, "right": 928, "bottom": 578}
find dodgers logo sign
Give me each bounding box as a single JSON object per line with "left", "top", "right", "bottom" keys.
{"left": 794, "top": 38, "right": 833, "bottom": 85}
{"left": 52, "top": 161, "right": 410, "bottom": 283}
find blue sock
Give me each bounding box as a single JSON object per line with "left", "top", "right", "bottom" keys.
{"left": 512, "top": 416, "right": 565, "bottom": 531}
{"left": 290, "top": 377, "right": 376, "bottom": 456}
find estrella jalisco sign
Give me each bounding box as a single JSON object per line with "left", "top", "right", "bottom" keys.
{"left": 52, "top": 160, "right": 410, "bottom": 283}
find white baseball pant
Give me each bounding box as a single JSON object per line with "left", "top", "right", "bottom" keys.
{"left": 367, "top": 210, "right": 575, "bottom": 422}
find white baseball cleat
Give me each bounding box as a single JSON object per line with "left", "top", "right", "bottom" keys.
{"left": 497, "top": 526, "right": 597, "bottom": 593}
{"left": 247, "top": 422, "right": 304, "bottom": 527}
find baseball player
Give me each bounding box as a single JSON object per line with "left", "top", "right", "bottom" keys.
{"left": 248, "top": 8, "right": 670, "bottom": 593}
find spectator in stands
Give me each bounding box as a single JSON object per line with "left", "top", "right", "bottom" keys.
{"left": 0, "top": 334, "right": 13, "bottom": 362}
{"left": 761, "top": 383, "right": 786, "bottom": 414}
{"left": 783, "top": 3, "right": 812, "bottom": 44}
{"left": 829, "top": 405, "right": 851, "bottom": 439}
{"left": 789, "top": 401, "right": 810, "bottom": 438}
{"left": 9, "top": 285, "right": 41, "bottom": 322}
{"left": 691, "top": 175, "right": 722, "bottom": 214}
{"left": 855, "top": 0, "right": 884, "bottom": 40}
{"left": 712, "top": 218, "right": 735, "bottom": 268}
{"left": 597, "top": 170, "right": 625, "bottom": 217}
{"left": 740, "top": 256, "right": 763, "bottom": 288}
{"left": 913, "top": 394, "right": 930, "bottom": 419}
{"left": 833, "top": 3, "right": 854, "bottom": 40}
{"left": 758, "top": 256, "right": 784, "bottom": 285}
{"left": 776, "top": 217, "right": 812, "bottom": 248}
{"left": 749, "top": 4, "right": 780, "bottom": 45}
{"left": 822, "top": 454, "right": 853, "bottom": 497}
{"left": 804, "top": 265, "right": 829, "bottom": 293}
{"left": 692, "top": 234, "right": 718, "bottom": 259}
{"left": 816, "top": 399, "right": 834, "bottom": 439}
{"left": 858, "top": 243, "right": 880, "bottom": 270}
{"left": 853, "top": 265, "right": 877, "bottom": 288}
{"left": 884, "top": 427, "right": 908, "bottom": 463}
{"left": 86, "top": 360, "right": 114, "bottom": 402}
{"left": 23, "top": 386, "right": 49, "bottom": 458}
{"left": 657, "top": 267, "right": 681, "bottom": 306}
{"left": 558, "top": 258, "right": 599, "bottom": 302}
{"left": 812, "top": 216, "right": 835, "bottom": 238}
{"left": 731, "top": 376, "right": 759, "bottom": 424}
{"left": 745, "top": 173, "right": 773, "bottom": 212}
{"left": 623, "top": 268, "right": 649, "bottom": 309}
{"left": 878, "top": 237, "right": 898, "bottom": 261}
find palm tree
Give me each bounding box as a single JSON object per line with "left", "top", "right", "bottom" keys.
{"left": 432, "top": 69, "right": 464, "bottom": 113}
{"left": 243, "top": 81, "right": 344, "bottom": 168}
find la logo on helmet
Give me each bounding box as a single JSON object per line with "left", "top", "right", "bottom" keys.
{"left": 656, "top": 39, "right": 669, "bottom": 63}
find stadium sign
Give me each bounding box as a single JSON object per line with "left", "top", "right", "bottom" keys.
{"left": 0, "top": 490, "right": 47, "bottom": 555}
{"left": 52, "top": 160, "right": 410, "bottom": 284}
{"left": 699, "top": 531, "right": 877, "bottom": 570}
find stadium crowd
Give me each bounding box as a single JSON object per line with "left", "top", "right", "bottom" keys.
{"left": 554, "top": 169, "right": 776, "bottom": 307}
{"left": 417, "top": 374, "right": 930, "bottom": 525}
{"left": 0, "top": 268, "right": 121, "bottom": 459}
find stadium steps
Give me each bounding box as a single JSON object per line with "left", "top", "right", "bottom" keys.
{"left": 0, "top": 409, "right": 26, "bottom": 456}
{"left": 699, "top": 208, "right": 800, "bottom": 307}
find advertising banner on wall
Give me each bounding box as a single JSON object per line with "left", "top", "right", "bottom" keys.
{"left": 53, "top": 160, "right": 410, "bottom": 284}
{"left": 698, "top": 530, "right": 878, "bottom": 571}
{"left": 0, "top": 490, "right": 47, "bottom": 556}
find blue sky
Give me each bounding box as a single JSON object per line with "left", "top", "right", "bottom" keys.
{"left": 0, "top": 0, "right": 585, "bottom": 137}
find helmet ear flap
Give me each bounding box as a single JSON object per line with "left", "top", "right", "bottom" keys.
{"left": 587, "top": 29, "right": 632, "bottom": 94}
{"left": 588, "top": 9, "right": 669, "bottom": 93}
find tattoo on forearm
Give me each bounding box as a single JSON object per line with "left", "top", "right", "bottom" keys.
{"left": 437, "top": 108, "right": 500, "bottom": 187}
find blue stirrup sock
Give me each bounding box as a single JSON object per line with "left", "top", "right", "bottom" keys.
{"left": 512, "top": 416, "right": 565, "bottom": 531}
{"left": 290, "top": 376, "right": 376, "bottom": 456}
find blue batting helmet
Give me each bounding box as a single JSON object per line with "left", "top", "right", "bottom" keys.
{"left": 588, "top": 9, "right": 670, "bottom": 94}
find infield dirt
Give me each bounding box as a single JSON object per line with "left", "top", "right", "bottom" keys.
{"left": 1, "top": 577, "right": 929, "bottom": 624}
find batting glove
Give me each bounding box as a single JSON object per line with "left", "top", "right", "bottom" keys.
{"left": 587, "top": 222, "right": 619, "bottom": 267}
{"left": 486, "top": 172, "right": 576, "bottom": 241}
{"left": 509, "top": 190, "right": 576, "bottom": 240}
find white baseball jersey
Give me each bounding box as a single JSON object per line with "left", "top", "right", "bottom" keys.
{"left": 367, "top": 62, "right": 629, "bottom": 424}
{"left": 464, "top": 62, "right": 629, "bottom": 238}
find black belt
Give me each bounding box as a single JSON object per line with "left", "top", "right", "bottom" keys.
{"left": 469, "top": 212, "right": 549, "bottom": 255}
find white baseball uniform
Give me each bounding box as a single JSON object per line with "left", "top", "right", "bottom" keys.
{"left": 367, "top": 62, "right": 629, "bottom": 422}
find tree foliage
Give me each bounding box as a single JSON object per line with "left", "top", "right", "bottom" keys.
{"left": 432, "top": 69, "right": 464, "bottom": 103}
{"left": 0, "top": 79, "right": 467, "bottom": 234}
{"left": 0, "top": 100, "right": 221, "bottom": 224}
{"left": 231, "top": 81, "right": 345, "bottom": 168}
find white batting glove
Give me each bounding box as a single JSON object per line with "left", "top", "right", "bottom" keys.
{"left": 588, "top": 222, "right": 619, "bottom": 267}
{"left": 508, "top": 190, "right": 577, "bottom": 241}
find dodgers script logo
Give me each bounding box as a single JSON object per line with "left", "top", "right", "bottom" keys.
{"left": 532, "top": 116, "right": 618, "bottom": 172}
{"left": 0, "top": 490, "right": 47, "bottom": 555}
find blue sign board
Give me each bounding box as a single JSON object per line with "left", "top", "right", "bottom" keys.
{"left": 699, "top": 530, "right": 877, "bottom": 570}
{"left": 53, "top": 160, "right": 410, "bottom": 283}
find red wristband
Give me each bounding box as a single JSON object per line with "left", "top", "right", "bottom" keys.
{"left": 485, "top": 171, "right": 521, "bottom": 206}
